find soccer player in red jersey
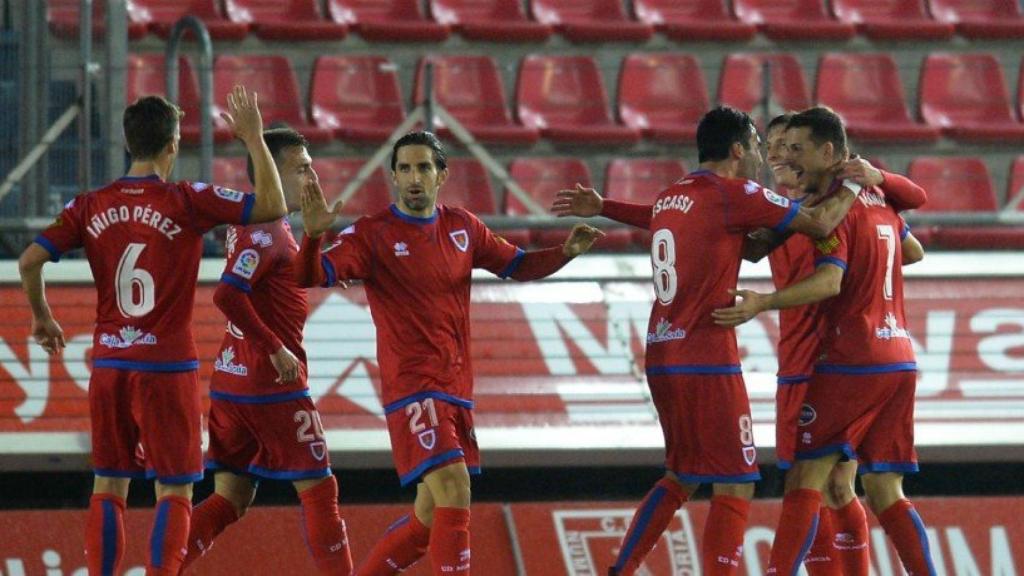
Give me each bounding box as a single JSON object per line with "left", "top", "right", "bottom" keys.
{"left": 755, "top": 112, "right": 926, "bottom": 576}
{"left": 178, "top": 128, "right": 352, "bottom": 574}
{"left": 714, "top": 107, "right": 936, "bottom": 576}
{"left": 17, "top": 87, "right": 287, "bottom": 576}
{"left": 294, "top": 131, "right": 603, "bottom": 576}
{"left": 552, "top": 107, "right": 862, "bottom": 576}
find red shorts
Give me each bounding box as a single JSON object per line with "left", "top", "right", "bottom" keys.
{"left": 648, "top": 373, "right": 760, "bottom": 484}
{"left": 205, "top": 392, "right": 332, "bottom": 481}
{"left": 384, "top": 394, "right": 479, "bottom": 486}
{"left": 89, "top": 367, "right": 203, "bottom": 484}
{"left": 797, "top": 371, "right": 918, "bottom": 474}
{"left": 775, "top": 377, "right": 811, "bottom": 470}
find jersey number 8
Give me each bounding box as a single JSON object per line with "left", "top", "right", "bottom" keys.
{"left": 651, "top": 229, "right": 678, "bottom": 305}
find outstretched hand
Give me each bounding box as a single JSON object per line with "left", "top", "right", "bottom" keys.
{"left": 300, "top": 177, "right": 344, "bottom": 238}
{"left": 551, "top": 183, "right": 604, "bottom": 218}
{"left": 220, "top": 85, "right": 264, "bottom": 145}
{"left": 562, "top": 223, "right": 605, "bottom": 257}
{"left": 711, "top": 289, "right": 769, "bottom": 327}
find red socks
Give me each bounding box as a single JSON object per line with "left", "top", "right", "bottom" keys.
{"left": 147, "top": 495, "right": 192, "bottom": 575}
{"left": 430, "top": 507, "right": 471, "bottom": 575}
{"left": 611, "top": 478, "right": 689, "bottom": 576}
{"left": 703, "top": 495, "right": 752, "bottom": 576}
{"left": 804, "top": 507, "right": 840, "bottom": 576}
{"left": 86, "top": 494, "right": 126, "bottom": 576}
{"left": 354, "top": 512, "right": 431, "bottom": 576}
{"left": 299, "top": 476, "right": 353, "bottom": 575}
{"left": 180, "top": 492, "right": 239, "bottom": 573}
{"left": 878, "top": 499, "right": 937, "bottom": 576}
{"left": 833, "top": 499, "right": 870, "bottom": 576}
{"left": 768, "top": 489, "right": 823, "bottom": 576}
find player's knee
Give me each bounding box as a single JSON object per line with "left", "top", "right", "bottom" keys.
{"left": 827, "top": 476, "right": 857, "bottom": 506}
{"left": 155, "top": 481, "right": 193, "bottom": 501}
{"left": 93, "top": 476, "right": 130, "bottom": 500}
{"left": 860, "top": 473, "right": 903, "bottom": 514}
{"left": 425, "top": 466, "right": 471, "bottom": 508}
{"left": 712, "top": 481, "right": 754, "bottom": 500}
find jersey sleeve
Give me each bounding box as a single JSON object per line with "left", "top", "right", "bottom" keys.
{"left": 724, "top": 180, "right": 800, "bottom": 234}
{"left": 466, "top": 210, "right": 524, "bottom": 279}
{"left": 34, "top": 197, "right": 86, "bottom": 262}
{"left": 182, "top": 182, "right": 256, "bottom": 232}
{"left": 219, "top": 226, "right": 277, "bottom": 293}
{"left": 320, "top": 222, "right": 373, "bottom": 285}
{"left": 812, "top": 219, "right": 851, "bottom": 272}
{"left": 897, "top": 214, "right": 911, "bottom": 240}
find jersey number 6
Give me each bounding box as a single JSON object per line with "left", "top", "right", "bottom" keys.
{"left": 115, "top": 243, "right": 155, "bottom": 318}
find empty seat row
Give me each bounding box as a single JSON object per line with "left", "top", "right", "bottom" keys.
{"left": 47, "top": 0, "right": 1024, "bottom": 42}
{"left": 128, "top": 52, "right": 1024, "bottom": 147}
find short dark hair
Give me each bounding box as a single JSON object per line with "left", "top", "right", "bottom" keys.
{"left": 390, "top": 131, "right": 447, "bottom": 172}
{"left": 246, "top": 127, "right": 309, "bottom": 185}
{"left": 696, "top": 106, "right": 756, "bottom": 163}
{"left": 786, "top": 107, "right": 847, "bottom": 156}
{"left": 123, "top": 96, "right": 183, "bottom": 160}
{"left": 767, "top": 113, "right": 796, "bottom": 132}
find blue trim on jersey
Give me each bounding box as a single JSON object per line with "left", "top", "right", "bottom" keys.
{"left": 795, "top": 442, "right": 857, "bottom": 462}
{"left": 240, "top": 193, "right": 255, "bottom": 225}
{"left": 901, "top": 224, "right": 911, "bottom": 240}
{"left": 151, "top": 500, "right": 170, "bottom": 568}
{"left": 210, "top": 389, "right": 311, "bottom": 404}
{"left": 815, "top": 256, "right": 848, "bottom": 271}
{"left": 247, "top": 464, "right": 332, "bottom": 481}
{"left": 777, "top": 458, "right": 793, "bottom": 471}
{"left": 93, "top": 359, "right": 199, "bottom": 373}
{"left": 102, "top": 499, "right": 117, "bottom": 576}
{"left": 613, "top": 485, "right": 666, "bottom": 572}
{"left": 383, "top": 391, "right": 475, "bottom": 414}
{"left": 93, "top": 467, "right": 147, "bottom": 479}
{"left": 321, "top": 256, "right": 337, "bottom": 287}
{"left": 399, "top": 448, "right": 465, "bottom": 486}
{"left": 673, "top": 470, "right": 761, "bottom": 484}
{"left": 777, "top": 375, "right": 810, "bottom": 385}
{"left": 33, "top": 235, "right": 62, "bottom": 262}
{"left": 118, "top": 174, "right": 161, "bottom": 181}
{"left": 794, "top": 513, "right": 821, "bottom": 576}
{"left": 220, "top": 272, "right": 252, "bottom": 293}
{"left": 468, "top": 465, "right": 482, "bottom": 476}
{"left": 815, "top": 362, "right": 918, "bottom": 375}
{"left": 390, "top": 203, "right": 438, "bottom": 224}
{"left": 146, "top": 469, "right": 204, "bottom": 484}
{"left": 646, "top": 364, "right": 742, "bottom": 377}
{"left": 910, "top": 506, "right": 939, "bottom": 576}
{"left": 687, "top": 169, "right": 713, "bottom": 177}
{"left": 498, "top": 248, "right": 526, "bottom": 279}
{"left": 858, "top": 461, "right": 920, "bottom": 475}
{"left": 772, "top": 201, "right": 801, "bottom": 234}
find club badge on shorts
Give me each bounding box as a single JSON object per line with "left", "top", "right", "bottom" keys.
{"left": 310, "top": 441, "right": 327, "bottom": 461}
{"left": 418, "top": 429, "right": 436, "bottom": 451}
{"left": 743, "top": 446, "right": 757, "bottom": 466}
{"left": 449, "top": 229, "right": 469, "bottom": 252}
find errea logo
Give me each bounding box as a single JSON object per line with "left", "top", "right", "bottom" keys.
{"left": 394, "top": 242, "right": 410, "bottom": 257}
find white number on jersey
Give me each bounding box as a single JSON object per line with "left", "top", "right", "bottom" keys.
{"left": 407, "top": 398, "right": 440, "bottom": 434}
{"left": 876, "top": 224, "right": 896, "bottom": 301}
{"left": 115, "top": 243, "right": 155, "bottom": 318}
{"left": 651, "top": 228, "right": 678, "bottom": 305}
{"left": 295, "top": 409, "right": 326, "bottom": 443}
{"left": 738, "top": 415, "right": 754, "bottom": 447}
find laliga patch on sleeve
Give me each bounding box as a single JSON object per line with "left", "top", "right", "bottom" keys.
{"left": 232, "top": 249, "right": 260, "bottom": 279}
{"left": 762, "top": 188, "right": 791, "bottom": 208}
{"left": 214, "top": 186, "right": 245, "bottom": 203}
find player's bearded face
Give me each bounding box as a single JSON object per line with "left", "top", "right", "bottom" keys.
{"left": 738, "top": 129, "right": 763, "bottom": 181}
{"left": 783, "top": 127, "right": 831, "bottom": 191}
{"left": 393, "top": 145, "right": 448, "bottom": 216}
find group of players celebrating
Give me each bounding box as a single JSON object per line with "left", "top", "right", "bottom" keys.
{"left": 17, "top": 82, "right": 934, "bottom": 576}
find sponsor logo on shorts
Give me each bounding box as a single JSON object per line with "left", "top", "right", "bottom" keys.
{"left": 232, "top": 249, "right": 259, "bottom": 279}
{"left": 214, "top": 346, "right": 248, "bottom": 376}
{"left": 798, "top": 404, "right": 817, "bottom": 426}
{"left": 876, "top": 313, "right": 911, "bottom": 340}
{"left": 99, "top": 326, "right": 157, "bottom": 349}
{"left": 802, "top": 431, "right": 812, "bottom": 445}
{"left": 214, "top": 186, "right": 245, "bottom": 203}
{"left": 449, "top": 229, "right": 469, "bottom": 253}
{"left": 647, "top": 318, "right": 687, "bottom": 344}
{"left": 418, "top": 429, "right": 436, "bottom": 451}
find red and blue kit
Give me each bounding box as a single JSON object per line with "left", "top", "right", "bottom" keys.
{"left": 645, "top": 170, "right": 798, "bottom": 483}
{"left": 35, "top": 175, "right": 254, "bottom": 483}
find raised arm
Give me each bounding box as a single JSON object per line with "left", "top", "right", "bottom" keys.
{"left": 508, "top": 223, "right": 604, "bottom": 281}
{"left": 838, "top": 158, "right": 927, "bottom": 212}
{"left": 219, "top": 85, "right": 286, "bottom": 223}
{"left": 711, "top": 263, "right": 845, "bottom": 327}
{"left": 786, "top": 183, "right": 860, "bottom": 239}
{"left": 18, "top": 243, "right": 65, "bottom": 355}
{"left": 551, "top": 183, "right": 652, "bottom": 229}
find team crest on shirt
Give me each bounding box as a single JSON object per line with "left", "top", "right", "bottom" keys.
{"left": 417, "top": 429, "right": 436, "bottom": 450}
{"left": 449, "top": 229, "right": 469, "bottom": 252}
{"left": 309, "top": 441, "right": 327, "bottom": 461}
{"left": 250, "top": 230, "right": 273, "bottom": 248}
{"left": 214, "top": 346, "right": 248, "bottom": 376}
{"left": 99, "top": 326, "right": 157, "bottom": 349}
{"left": 875, "top": 313, "right": 911, "bottom": 340}
{"left": 815, "top": 235, "right": 840, "bottom": 255}
{"left": 394, "top": 242, "right": 410, "bottom": 257}
{"left": 232, "top": 249, "right": 260, "bottom": 279}
{"left": 214, "top": 186, "right": 245, "bottom": 203}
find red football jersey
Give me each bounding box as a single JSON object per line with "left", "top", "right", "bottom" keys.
{"left": 812, "top": 188, "right": 916, "bottom": 371}
{"left": 645, "top": 170, "right": 799, "bottom": 375}
{"left": 210, "top": 218, "right": 309, "bottom": 397}
{"left": 318, "top": 204, "right": 521, "bottom": 408}
{"left": 768, "top": 211, "right": 823, "bottom": 383}
{"left": 35, "top": 175, "right": 254, "bottom": 371}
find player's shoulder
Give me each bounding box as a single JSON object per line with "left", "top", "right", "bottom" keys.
{"left": 437, "top": 204, "right": 480, "bottom": 226}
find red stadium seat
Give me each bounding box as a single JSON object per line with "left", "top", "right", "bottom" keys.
{"left": 439, "top": 159, "right": 499, "bottom": 214}
{"left": 831, "top": 0, "right": 953, "bottom": 39}
{"left": 733, "top": 0, "right": 856, "bottom": 40}
{"left": 125, "top": 54, "right": 222, "bottom": 145}
{"left": 919, "top": 53, "right": 1024, "bottom": 142}
{"left": 48, "top": 1, "right": 149, "bottom": 40}
{"left": 606, "top": 158, "right": 687, "bottom": 248}
{"left": 506, "top": 158, "right": 592, "bottom": 249}
{"left": 529, "top": 0, "right": 654, "bottom": 42}
{"left": 1007, "top": 156, "right": 1024, "bottom": 212}
{"left": 314, "top": 158, "right": 393, "bottom": 216}
{"left": 213, "top": 55, "right": 333, "bottom": 144}
{"left": 414, "top": 56, "right": 539, "bottom": 145}
{"left": 719, "top": 54, "right": 811, "bottom": 118}
{"left": 618, "top": 53, "right": 709, "bottom": 143}
{"left": 223, "top": 0, "right": 348, "bottom": 41}
{"left": 326, "top": 0, "right": 450, "bottom": 41}
{"left": 212, "top": 157, "right": 251, "bottom": 192}
{"left": 1019, "top": 57, "right": 1024, "bottom": 122}
{"left": 311, "top": 56, "right": 405, "bottom": 145}
{"left": 633, "top": 0, "right": 756, "bottom": 41}
{"left": 429, "top": 0, "right": 553, "bottom": 41}
{"left": 928, "top": 0, "right": 1024, "bottom": 38}
{"left": 815, "top": 53, "right": 940, "bottom": 143}
{"left": 131, "top": 0, "right": 250, "bottom": 41}
{"left": 517, "top": 55, "right": 640, "bottom": 146}
{"left": 908, "top": 157, "right": 1024, "bottom": 248}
